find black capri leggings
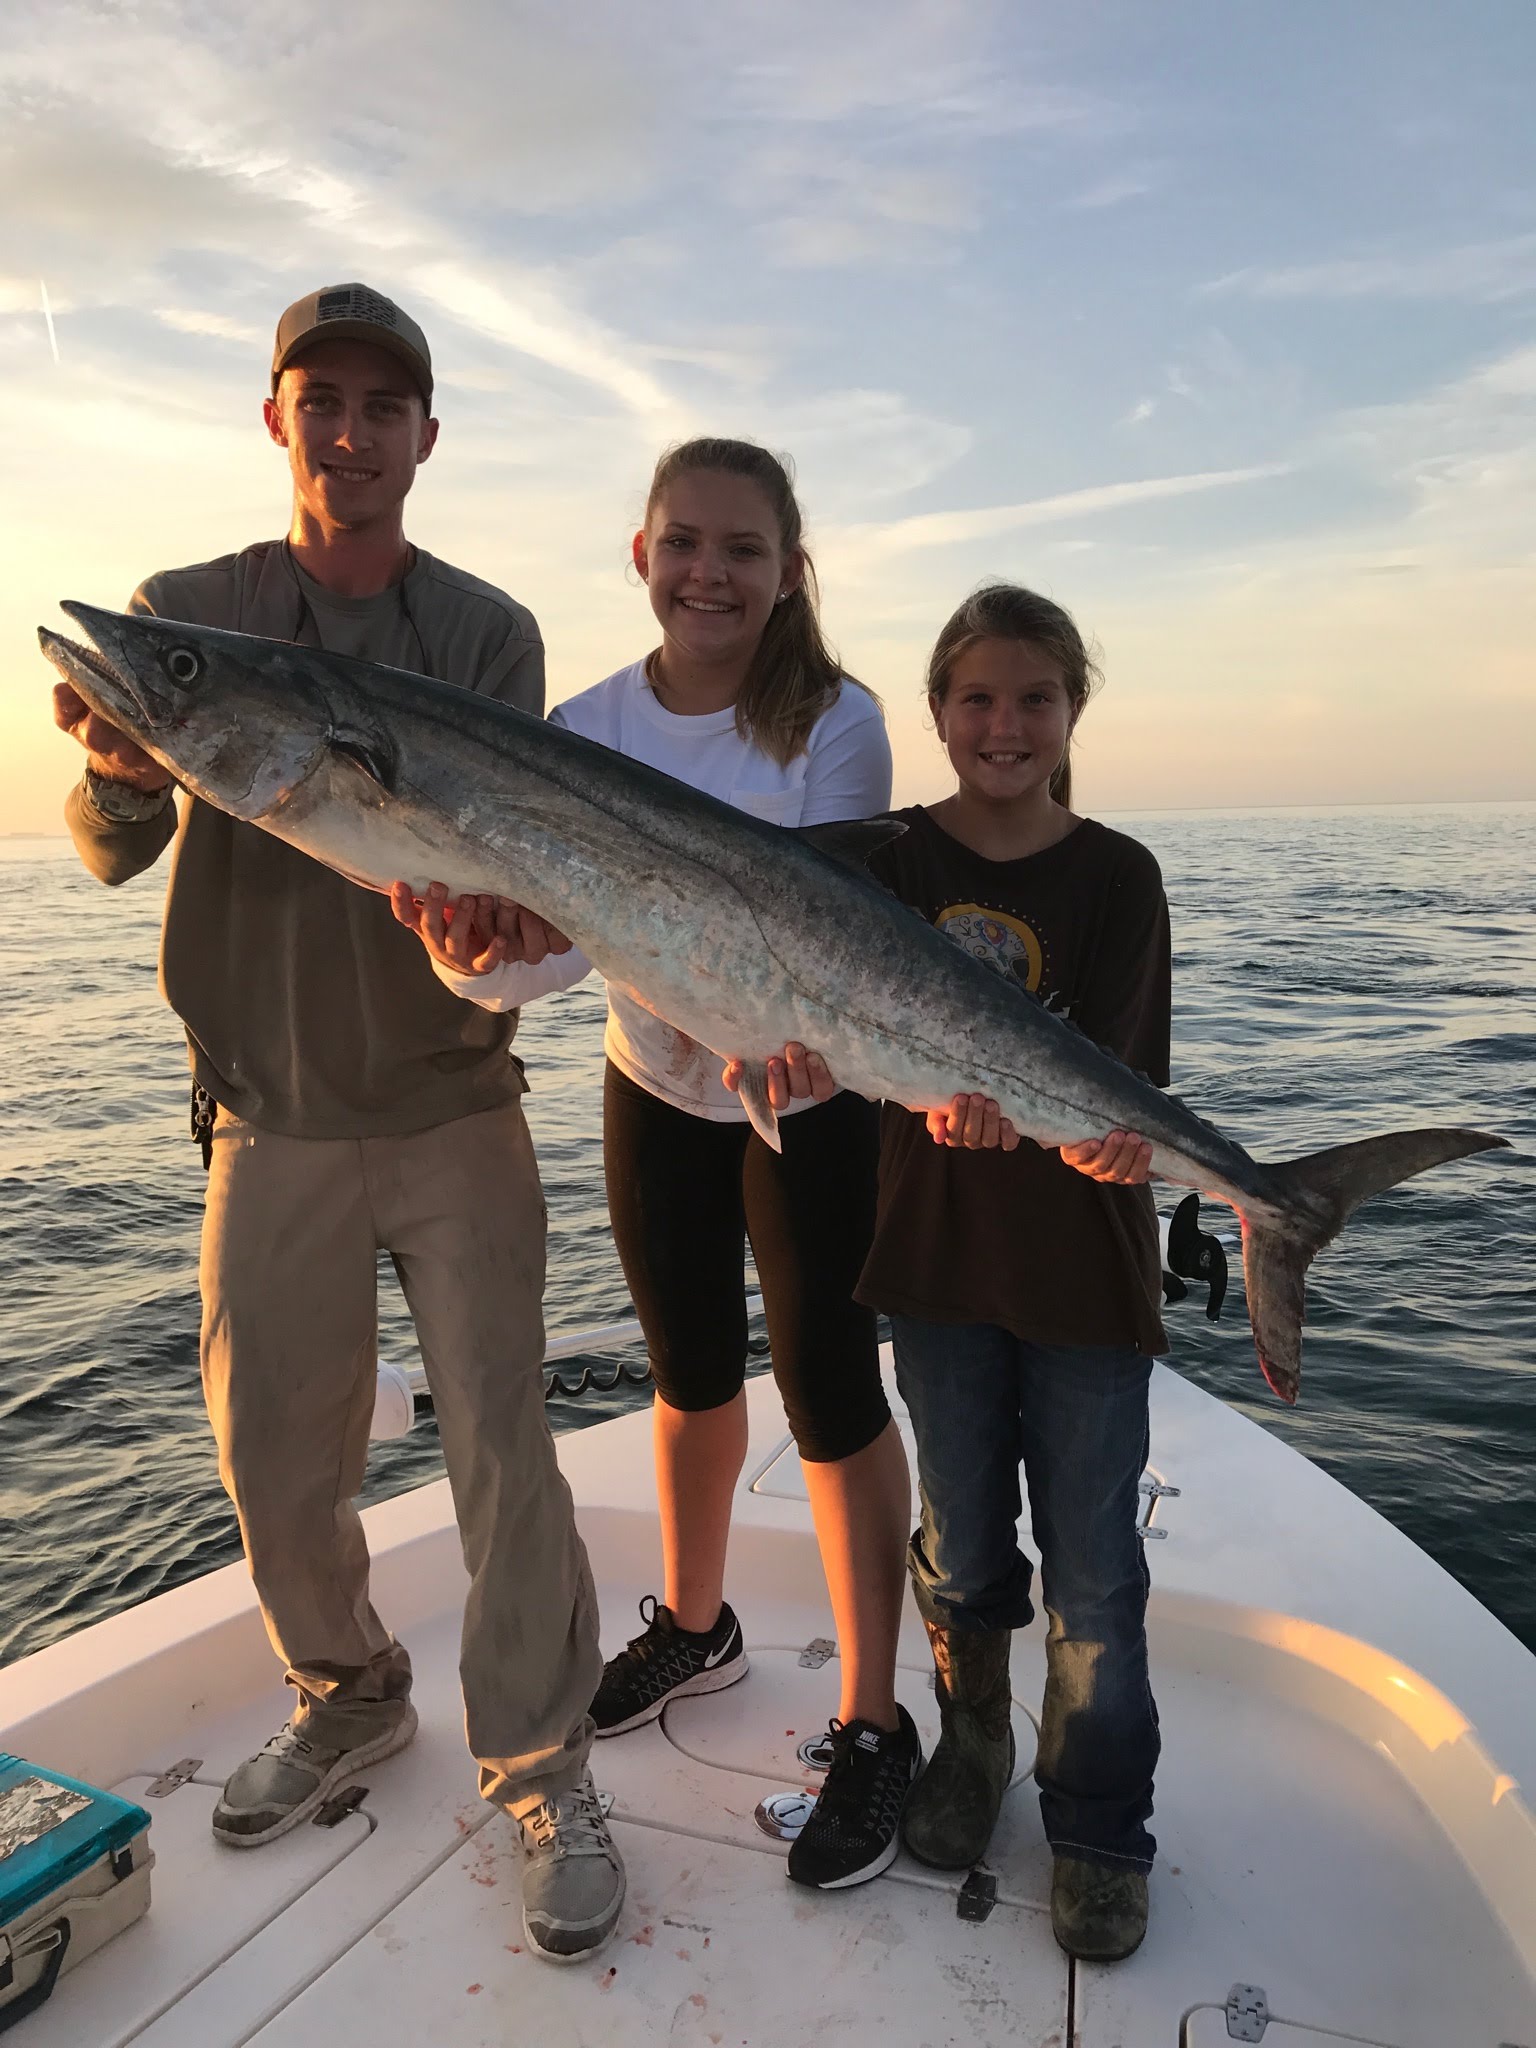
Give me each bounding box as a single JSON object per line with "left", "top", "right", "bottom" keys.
{"left": 603, "top": 1062, "right": 890, "bottom": 1464}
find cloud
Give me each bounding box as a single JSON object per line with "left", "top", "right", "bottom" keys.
{"left": 761, "top": 211, "right": 961, "bottom": 271}
{"left": 726, "top": 3, "right": 1110, "bottom": 136}
{"left": 403, "top": 260, "right": 686, "bottom": 434}
{"left": 1122, "top": 398, "right": 1157, "bottom": 426}
{"left": 0, "top": 110, "right": 312, "bottom": 280}
{"left": 1202, "top": 234, "right": 1536, "bottom": 304}
{"left": 827, "top": 464, "right": 1290, "bottom": 563}
{"left": 4, "top": 0, "right": 653, "bottom": 213}
{"left": 0, "top": 0, "right": 701, "bottom": 433}
{"left": 1067, "top": 172, "right": 1155, "bottom": 211}
{"left": 156, "top": 308, "right": 265, "bottom": 345}
{"left": 747, "top": 145, "right": 977, "bottom": 269}
{"left": 744, "top": 390, "right": 972, "bottom": 517}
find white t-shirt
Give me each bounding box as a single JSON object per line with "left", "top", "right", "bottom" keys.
{"left": 434, "top": 656, "right": 893, "bottom": 1121}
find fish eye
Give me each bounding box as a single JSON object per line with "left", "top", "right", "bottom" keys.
{"left": 164, "top": 647, "right": 202, "bottom": 685}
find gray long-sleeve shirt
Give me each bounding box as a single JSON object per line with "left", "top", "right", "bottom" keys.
{"left": 65, "top": 539, "right": 546, "bottom": 1139}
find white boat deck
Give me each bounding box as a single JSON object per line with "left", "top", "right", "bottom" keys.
{"left": 3, "top": 1355, "right": 1534, "bottom": 2047}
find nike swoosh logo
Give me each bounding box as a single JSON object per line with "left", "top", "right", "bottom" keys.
{"left": 702, "top": 1637, "right": 736, "bottom": 1670}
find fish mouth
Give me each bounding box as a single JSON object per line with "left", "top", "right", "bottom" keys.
{"left": 38, "top": 620, "right": 163, "bottom": 740}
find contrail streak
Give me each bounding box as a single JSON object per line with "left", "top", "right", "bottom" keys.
{"left": 40, "top": 281, "right": 59, "bottom": 364}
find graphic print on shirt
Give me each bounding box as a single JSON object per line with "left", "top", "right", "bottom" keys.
{"left": 933, "top": 900, "right": 1049, "bottom": 994}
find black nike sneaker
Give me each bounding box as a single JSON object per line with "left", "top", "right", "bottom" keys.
{"left": 591, "top": 1595, "right": 748, "bottom": 1736}
{"left": 786, "top": 1704, "right": 923, "bottom": 1889}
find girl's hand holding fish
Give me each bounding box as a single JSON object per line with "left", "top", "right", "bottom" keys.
{"left": 390, "top": 880, "right": 573, "bottom": 976}
{"left": 1059, "top": 1130, "right": 1154, "bottom": 1184}
{"left": 723, "top": 1049, "right": 1149, "bottom": 1179}
{"left": 720, "top": 1042, "right": 835, "bottom": 1112}
{"left": 925, "top": 1092, "right": 1021, "bottom": 1152}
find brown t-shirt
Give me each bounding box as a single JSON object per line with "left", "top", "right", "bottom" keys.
{"left": 857, "top": 806, "right": 1172, "bottom": 1355}
{"left": 64, "top": 540, "right": 544, "bottom": 1139}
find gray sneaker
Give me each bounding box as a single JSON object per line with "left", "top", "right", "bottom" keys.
{"left": 517, "top": 1771, "right": 626, "bottom": 1963}
{"left": 212, "top": 1705, "right": 418, "bottom": 1848}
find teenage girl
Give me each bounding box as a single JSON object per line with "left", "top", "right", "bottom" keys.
{"left": 750, "top": 582, "right": 1166, "bottom": 1961}
{"left": 393, "top": 439, "right": 920, "bottom": 1892}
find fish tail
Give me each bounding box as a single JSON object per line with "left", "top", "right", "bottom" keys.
{"left": 1239, "top": 1126, "right": 1508, "bottom": 1405}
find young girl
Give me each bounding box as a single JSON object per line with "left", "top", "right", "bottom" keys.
{"left": 751, "top": 582, "right": 1166, "bottom": 1960}
{"left": 872, "top": 582, "right": 1165, "bottom": 1962}
{"left": 394, "top": 438, "right": 921, "bottom": 1892}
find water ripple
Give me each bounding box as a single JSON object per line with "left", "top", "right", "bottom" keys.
{"left": 1, "top": 802, "right": 1533, "bottom": 1667}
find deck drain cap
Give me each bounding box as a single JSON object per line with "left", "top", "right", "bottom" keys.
{"left": 754, "top": 1792, "right": 815, "bottom": 1841}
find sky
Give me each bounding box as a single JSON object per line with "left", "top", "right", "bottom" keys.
{"left": 3, "top": 0, "right": 1534, "bottom": 830}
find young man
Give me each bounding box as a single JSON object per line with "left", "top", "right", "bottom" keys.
{"left": 51, "top": 283, "right": 625, "bottom": 1965}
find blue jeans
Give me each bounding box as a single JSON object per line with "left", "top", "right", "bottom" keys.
{"left": 891, "top": 1316, "right": 1160, "bottom": 1873}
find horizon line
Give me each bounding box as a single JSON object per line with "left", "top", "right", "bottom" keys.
{"left": 4, "top": 791, "right": 1535, "bottom": 844}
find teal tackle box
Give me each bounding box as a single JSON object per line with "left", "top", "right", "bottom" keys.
{"left": 0, "top": 1755, "right": 152, "bottom": 2032}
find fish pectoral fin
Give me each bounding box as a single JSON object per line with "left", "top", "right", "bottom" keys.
{"left": 732, "top": 1060, "right": 783, "bottom": 1153}
{"left": 329, "top": 728, "right": 398, "bottom": 795}
{"left": 792, "top": 818, "right": 908, "bottom": 868}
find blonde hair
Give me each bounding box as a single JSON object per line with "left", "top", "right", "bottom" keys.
{"left": 645, "top": 437, "right": 861, "bottom": 766}
{"left": 926, "top": 583, "right": 1100, "bottom": 810}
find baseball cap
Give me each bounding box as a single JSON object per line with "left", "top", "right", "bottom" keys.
{"left": 271, "top": 283, "right": 433, "bottom": 407}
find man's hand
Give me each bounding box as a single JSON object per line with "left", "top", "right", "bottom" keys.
{"left": 1059, "top": 1130, "right": 1153, "bottom": 1184}
{"left": 721, "top": 1042, "right": 836, "bottom": 1111}
{"left": 390, "top": 880, "right": 573, "bottom": 976}
{"left": 926, "top": 1094, "right": 1022, "bottom": 1151}
{"left": 53, "top": 681, "right": 172, "bottom": 792}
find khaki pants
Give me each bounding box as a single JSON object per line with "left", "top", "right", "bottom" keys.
{"left": 200, "top": 1101, "right": 601, "bottom": 1813}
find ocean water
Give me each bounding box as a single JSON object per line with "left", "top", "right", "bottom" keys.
{"left": 1, "top": 802, "right": 1532, "bottom": 1670}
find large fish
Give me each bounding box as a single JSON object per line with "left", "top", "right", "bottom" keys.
{"left": 42, "top": 604, "right": 1506, "bottom": 1404}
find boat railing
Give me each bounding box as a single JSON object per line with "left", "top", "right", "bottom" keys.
{"left": 375, "top": 1293, "right": 766, "bottom": 1436}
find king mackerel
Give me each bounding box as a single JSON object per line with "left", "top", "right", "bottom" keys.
{"left": 41, "top": 602, "right": 1506, "bottom": 1406}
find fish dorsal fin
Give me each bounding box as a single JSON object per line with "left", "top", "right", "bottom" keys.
{"left": 731, "top": 1060, "right": 783, "bottom": 1153}
{"left": 792, "top": 818, "right": 908, "bottom": 868}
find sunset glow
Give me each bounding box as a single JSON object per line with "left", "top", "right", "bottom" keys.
{"left": 4, "top": 4, "right": 1533, "bottom": 832}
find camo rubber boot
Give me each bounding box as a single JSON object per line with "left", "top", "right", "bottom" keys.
{"left": 900, "top": 1621, "right": 1014, "bottom": 1870}
{"left": 1050, "top": 1855, "right": 1149, "bottom": 1961}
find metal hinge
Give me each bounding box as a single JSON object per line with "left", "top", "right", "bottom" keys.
{"left": 1139, "top": 1480, "right": 1181, "bottom": 1501}
{"left": 956, "top": 1869, "right": 997, "bottom": 1922}
{"left": 1226, "top": 1983, "right": 1269, "bottom": 2041}
{"left": 313, "top": 1783, "right": 369, "bottom": 1828}
{"left": 144, "top": 1758, "right": 202, "bottom": 1797}
{"left": 1138, "top": 1525, "right": 1169, "bottom": 1541}
{"left": 798, "top": 1637, "right": 836, "bottom": 1669}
